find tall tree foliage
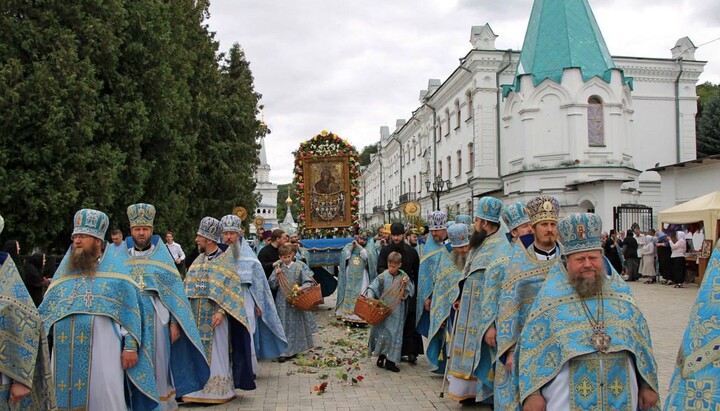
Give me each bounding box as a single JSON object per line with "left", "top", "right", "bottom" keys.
{"left": 0, "top": 1, "right": 263, "bottom": 252}
{"left": 697, "top": 94, "right": 720, "bottom": 158}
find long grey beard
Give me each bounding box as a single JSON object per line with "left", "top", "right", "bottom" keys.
{"left": 451, "top": 250, "right": 467, "bottom": 271}
{"left": 230, "top": 241, "right": 242, "bottom": 261}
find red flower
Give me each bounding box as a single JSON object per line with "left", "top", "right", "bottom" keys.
{"left": 356, "top": 375, "right": 364, "bottom": 381}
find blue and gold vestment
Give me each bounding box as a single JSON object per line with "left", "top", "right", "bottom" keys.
{"left": 234, "top": 238, "right": 287, "bottom": 359}
{"left": 336, "top": 241, "right": 378, "bottom": 323}
{"left": 494, "top": 235, "right": 561, "bottom": 410}
{"left": 126, "top": 235, "right": 210, "bottom": 397}
{"left": 420, "top": 236, "right": 463, "bottom": 374}
{"left": 40, "top": 244, "right": 159, "bottom": 410}
{"left": 0, "top": 253, "right": 55, "bottom": 410}
{"left": 517, "top": 259, "right": 659, "bottom": 410}
{"left": 184, "top": 246, "right": 255, "bottom": 391}
{"left": 664, "top": 241, "right": 720, "bottom": 410}
{"left": 448, "top": 231, "right": 512, "bottom": 401}
{"left": 415, "top": 237, "right": 451, "bottom": 335}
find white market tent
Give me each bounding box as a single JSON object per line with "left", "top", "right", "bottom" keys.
{"left": 658, "top": 191, "right": 720, "bottom": 246}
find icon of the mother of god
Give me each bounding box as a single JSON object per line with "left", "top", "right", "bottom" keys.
{"left": 314, "top": 167, "right": 341, "bottom": 194}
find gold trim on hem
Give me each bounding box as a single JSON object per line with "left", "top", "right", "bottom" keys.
{"left": 181, "top": 394, "right": 236, "bottom": 404}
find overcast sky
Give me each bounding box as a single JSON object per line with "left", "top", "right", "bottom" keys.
{"left": 207, "top": 0, "right": 720, "bottom": 184}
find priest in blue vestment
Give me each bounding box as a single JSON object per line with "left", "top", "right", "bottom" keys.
{"left": 416, "top": 211, "right": 450, "bottom": 337}
{"left": 40, "top": 209, "right": 158, "bottom": 410}
{"left": 447, "top": 197, "right": 512, "bottom": 404}
{"left": 423, "top": 221, "right": 466, "bottom": 374}
{"left": 664, "top": 239, "right": 720, "bottom": 410}
{"left": 182, "top": 217, "right": 255, "bottom": 404}
{"left": 221, "top": 214, "right": 287, "bottom": 369}
{"left": 336, "top": 229, "right": 378, "bottom": 324}
{"left": 494, "top": 195, "right": 563, "bottom": 411}
{"left": 518, "top": 213, "right": 659, "bottom": 411}
{"left": 125, "top": 203, "right": 210, "bottom": 409}
{"left": 0, "top": 214, "right": 55, "bottom": 409}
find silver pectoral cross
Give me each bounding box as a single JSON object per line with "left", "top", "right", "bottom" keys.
{"left": 83, "top": 289, "right": 94, "bottom": 308}
{"left": 591, "top": 325, "right": 612, "bottom": 353}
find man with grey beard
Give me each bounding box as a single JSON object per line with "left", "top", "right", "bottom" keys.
{"left": 518, "top": 213, "right": 659, "bottom": 411}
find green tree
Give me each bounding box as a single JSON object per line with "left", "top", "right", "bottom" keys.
{"left": 696, "top": 94, "right": 720, "bottom": 158}
{"left": 697, "top": 81, "right": 720, "bottom": 117}
{"left": 358, "top": 143, "right": 378, "bottom": 166}
{"left": 276, "top": 183, "right": 298, "bottom": 223}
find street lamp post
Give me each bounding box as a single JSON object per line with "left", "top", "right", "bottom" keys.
{"left": 386, "top": 199, "right": 393, "bottom": 223}
{"left": 425, "top": 175, "right": 452, "bottom": 211}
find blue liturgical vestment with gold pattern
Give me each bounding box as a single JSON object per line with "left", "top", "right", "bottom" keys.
{"left": 664, "top": 241, "right": 720, "bottom": 410}
{"left": 0, "top": 253, "right": 56, "bottom": 410}
{"left": 40, "top": 244, "right": 159, "bottom": 410}
{"left": 517, "top": 258, "right": 659, "bottom": 410}
{"left": 494, "top": 235, "right": 561, "bottom": 411}
{"left": 184, "top": 246, "right": 256, "bottom": 391}
{"left": 448, "top": 231, "right": 512, "bottom": 401}
{"left": 336, "top": 241, "right": 378, "bottom": 323}
{"left": 416, "top": 236, "right": 452, "bottom": 335}
{"left": 126, "top": 235, "right": 210, "bottom": 397}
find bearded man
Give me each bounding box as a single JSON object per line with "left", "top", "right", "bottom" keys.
{"left": 416, "top": 211, "right": 450, "bottom": 340}
{"left": 447, "top": 197, "right": 512, "bottom": 404}
{"left": 377, "top": 222, "right": 422, "bottom": 362}
{"left": 40, "top": 209, "right": 157, "bottom": 410}
{"left": 519, "top": 213, "right": 660, "bottom": 411}
{"left": 0, "top": 214, "right": 54, "bottom": 409}
{"left": 182, "top": 217, "right": 255, "bottom": 404}
{"left": 125, "top": 203, "right": 210, "bottom": 409}
{"left": 336, "top": 229, "right": 378, "bottom": 324}
{"left": 494, "top": 196, "right": 564, "bottom": 411}
{"left": 221, "top": 215, "right": 287, "bottom": 370}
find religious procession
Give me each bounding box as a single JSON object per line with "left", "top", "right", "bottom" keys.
{"left": 1, "top": 186, "right": 719, "bottom": 410}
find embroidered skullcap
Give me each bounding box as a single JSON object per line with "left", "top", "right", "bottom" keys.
{"left": 447, "top": 223, "right": 469, "bottom": 248}
{"left": 73, "top": 209, "right": 109, "bottom": 240}
{"left": 427, "top": 211, "right": 447, "bottom": 231}
{"left": 0, "top": 213, "right": 4, "bottom": 235}
{"left": 475, "top": 197, "right": 503, "bottom": 223}
{"left": 525, "top": 195, "right": 560, "bottom": 226}
{"left": 390, "top": 222, "right": 405, "bottom": 236}
{"left": 197, "top": 216, "right": 222, "bottom": 243}
{"left": 502, "top": 202, "right": 531, "bottom": 231}
{"left": 558, "top": 213, "right": 603, "bottom": 256}
{"left": 381, "top": 223, "right": 392, "bottom": 235}
{"left": 127, "top": 203, "right": 156, "bottom": 227}
{"left": 455, "top": 214, "right": 472, "bottom": 227}
{"left": 220, "top": 215, "right": 242, "bottom": 233}
{"left": 357, "top": 228, "right": 371, "bottom": 239}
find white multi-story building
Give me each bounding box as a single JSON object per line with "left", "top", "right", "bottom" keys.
{"left": 359, "top": 0, "right": 705, "bottom": 232}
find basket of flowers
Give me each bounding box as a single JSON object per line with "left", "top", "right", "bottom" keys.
{"left": 278, "top": 269, "right": 323, "bottom": 311}
{"left": 353, "top": 276, "right": 406, "bottom": 325}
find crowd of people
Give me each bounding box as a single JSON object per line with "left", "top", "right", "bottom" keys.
{"left": 0, "top": 192, "right": 717, "bottom": 410}
{"left": 603, "top": 224, "right": 692, "bottom": 288}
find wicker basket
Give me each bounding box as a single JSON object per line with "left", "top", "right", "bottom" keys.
{"left": 353, "top": 294, "right": 392, "bottom": 325}
{"left": 286, "top": 282, "right": 323, "bottom": 311}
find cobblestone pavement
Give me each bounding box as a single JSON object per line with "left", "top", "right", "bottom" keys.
{"left": 185, "top": 281, "right": 698, "bottom": 410}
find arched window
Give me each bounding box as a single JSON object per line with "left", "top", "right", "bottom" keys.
{"left": 446, "top": 156, "right": 451, "bottom": 179}
{"left": 455, "top": 99, "right": 461, "bottom": 128}
{"left": 445, "top": 109, "right": 451, "bottom": 135}
{"left": 437, "top": 117, "right": 442, "bottom": 141}
{"left": 468, "top": 143, "right": 474, "bottom": 173}
{"left": 413, "top": 175, "right": 417, "bottom": 193}
{"left": 456, "top": 150, "right": 462, "bottom": 176}
{"left": 466, "top": 90, "right": 473, "bottom": 119}
{"left": 438, "top": 160, "right": 443, "bottom": 179}
{"left": 588, "top": 96, "right": 604, "bottom": 146}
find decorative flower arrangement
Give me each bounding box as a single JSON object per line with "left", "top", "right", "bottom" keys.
{"left": 287, "top": 284, "right": 301, "bottom": 301}
{"left": 293, "top": 130, "right": 360, "bottom": 238}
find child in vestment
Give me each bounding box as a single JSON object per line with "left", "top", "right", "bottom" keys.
{"left": 367, "top": 251, "right": 415, "bottom": 372}
{"left": 268, "top": 245, "right": 316, "bottom": 362}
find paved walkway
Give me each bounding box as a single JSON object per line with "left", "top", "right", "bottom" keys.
{"left": 186, "top": 281, "right": 698, "bottom": 410}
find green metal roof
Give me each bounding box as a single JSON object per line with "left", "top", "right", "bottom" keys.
{"left": 504, "top": 0, "right": 631, "bottom": 96}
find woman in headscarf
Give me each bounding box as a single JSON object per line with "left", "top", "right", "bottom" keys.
{"left": 640, "top": 234, "right": 657, "bottom": 283}
{"left": 23, "top": 253, "right": 50, "bottom": 306}
{"left": 668, "top": 231, "right": 687, "bottom": 288}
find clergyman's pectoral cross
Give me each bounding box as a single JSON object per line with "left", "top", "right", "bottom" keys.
{"left": 84, "top": 289, "right": 94, "bottom": 308}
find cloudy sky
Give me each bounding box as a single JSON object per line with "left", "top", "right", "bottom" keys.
{"left": 207, "top": 0, "right": 720, "bottom": 184}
